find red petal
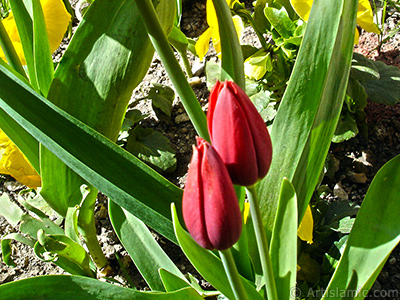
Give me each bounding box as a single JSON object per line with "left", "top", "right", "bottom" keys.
{"left": 201, "top": 142, "right": 242, "bottom": 250}
{"left": 211, "top": 83, "right": 258, "bottom": 186}
{"left": 182, "top": 143, "right": 213, "bottom": 249}
{"left": 232, "top": 82, "right": 272, "bottom": 179}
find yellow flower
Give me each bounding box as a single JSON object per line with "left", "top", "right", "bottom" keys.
{"left": 195, "top": 0, "right": 244, "bottom": 60}
{"left": 0, "top": 0, "right": 71, "bottom": 64}
{"left": 0, "top": 130, "right": 41, "bottom": 188}
{"left": 290, "top": 0, "right": 380, "bottom": 43}
{"left": 297, "top": 204, "right": 313, "bottom": 244}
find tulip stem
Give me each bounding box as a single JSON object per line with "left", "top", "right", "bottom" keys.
{"left": 133, "top": 0, "right": 210, "bottom": 141}
{"left": 246, "top": 185, "right": 278, "bottom": 300}
{"left": 219, "top": 249, "right": 249, "bottom": 300}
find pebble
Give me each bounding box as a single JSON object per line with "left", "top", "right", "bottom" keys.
{"left": 346, "top": 171, "right": 368, "bottom": 184}
{"left": 4, "top": 181, "right": 24, "bottom": 192}
{"left": 188, "top": 76, "right": 202, "bottom": 87}
{"left": 192, "top": 60, "right": 205, "bottom": 76}
{"left": 333, "top": 182, "right": 349, "bottom": 200}
{"left": 175, "top": 113, "right": 190, "bottom": 124}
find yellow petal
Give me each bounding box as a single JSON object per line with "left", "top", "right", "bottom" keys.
{"left": 0, "top": 0, "right": 71, "bottom": 64}
{"left": 357, "top": 0, "right": 380, "bottom": 34}
{"left": 243, "top": 201, "right": 250, "bottom": 224}
{"left": 354, "top": 26, "right": 360, "bottom": 44}
{"left": 0, "top": 130, "right": 41, "bottom": 188}
{"left": 232, "top": 14, "right": 244, "bottom": 40}
{"left": 195, "top": 27, "right": 213, "bottom": 61}
{"left": 290, "top": 0, "right": 313, "bottom": 21}
{"left": 212, "top": 15, "right": 243, "bottom": 58}
{"left": 206, "top": 0, "right": 219, "bottom": 28}
{"left": 297, "top": 205, "right": 313, "bottom": 244}
{"left": 41, "top": 0, "right": 71, "bottom": 53}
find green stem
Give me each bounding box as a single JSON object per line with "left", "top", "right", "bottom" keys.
{"left": 246, "top": 185, "right": 278, "bottom": 300}
{"left": 180, "top": 49, "right": 193, "bottom": 78}
{"left": 0, "top": 21, "right": 27, "bottom": 79}
{"left": 235, "top": 8, "right": 270, "bottom": 51}
{"left": 133, "top": 0, "right": 209, "bottom": 141}
{"left": 219, "top": 249, "right": 249, "bottom": 300}
{"left": 212, "top": 0, "right": 245, "bottom": 89}
{"left": 78, "top": 186, "right": 109, "bottom": 273}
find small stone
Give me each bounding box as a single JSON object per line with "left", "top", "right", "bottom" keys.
{"left": 389, "top": 256, "right": 397, "bottom": 265}
{"left": 192, "top": 60, "right": 205, "bottom": 76}
{"left": 347, "top": 171, "right": 368, "bottom": 184}
{"left": 353, "top": 161, "right": 369, "bottom": 174}
{"left": 175, "top": 113, "right": 190, "bottom": 124}
{"left": 4, "top": 181, "right": 25, "bottom": 191}
{"left": 188, "top": 76, "right": 202, "bottom": 87}
{"left": 333, "top": 182, "right": 349, "bottom": 200}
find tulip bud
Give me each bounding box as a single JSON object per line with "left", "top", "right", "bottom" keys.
{"left": 207, "top": 80, "right": 272, "bottom": 186}
{"left": 182, "top": 137, "right": 242, "bottom": 250}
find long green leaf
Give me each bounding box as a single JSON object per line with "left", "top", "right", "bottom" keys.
{"left": 32, "top": 0, "right": 53, "bottom": 95}
{"left": 8, "top": 0, "right": 38, "bottom": 90}
{"left": 256, "top": 0, "right": 358, "bottom": 236}
{"left": 0, "top": 64, "right": 182, "bottom": 242}
{"left": 322, "top": 154, "right": 400, "bottom": 300}
{"left": 0, "top": 275, "right": 203, "bottom": 299}
{"left": 270, "top": 178, "right": 297, "bottom": 300}
{"left": 109, "top": 200, "right": 186, "bottom": 291}
{"left": 172, "top": 204, "right": 264, "bottom": 300}
{"left": 40, "top": 0, "right": 174, "bottom": 216}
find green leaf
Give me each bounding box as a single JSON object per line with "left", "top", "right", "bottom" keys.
{"left": 109, "top": 200, "right": 186, "bottom": 292}
{"left": 0, "top": 63, "right": 182, "bottom": 243}
{"left": 40, "top": 0, "right": 175, "bottom": 217}
{"left": 322, "top": 235, "right": 348, "bottom": 274}
{"left": 350, "top": 53, "right": 379, "bottom": 81}
{"left": 34, "top": 230, "right": 94, "bottom": 277}
{"left": 0, "top": 275, "right": 204, "bottom": 299}
{"left": 329, "top": 216, "right": 355, "bottom": 234}
{"left": 205, "top": 59, "right": 221, "bottom": 90}
{"left": 0, "top": 193, "right": 24, "bottom": 227}
{"left": 126, "top": 127, "right": 177, "bottom": 174}
{"left": 168, "top": 25, "right": 188, "bottom": 54}
{"left": 20, "top": 212, "right": 64, "bottom": 238}
{"left": 0, "top": 20, "right": 27, "bottom": 77}
{"left": 149, "top": 83, "right": 175, "bottom": 120}
{"left": 158, "top": 269, "right": 191, "bottom": 292}
{"left": 8, "top": 0, "right": 39, "bottom": 90}
{"left": 322, "top": 154, "right": 400, "bottom": 299}
{"left": 332, "top": 111, "right": 359, "bottom": 143}
{"left": 270, "top": 178, "right": 297, "bottom": 300}
{"left": 1, "top": 233, "right": 35, "bottom": 266}
{"left": 253, "top": 0, "right": 271, "bottom": 34}
{"left": 264, "top": 7, "right": 295, "bottom": 39}
{"left": 65, "top": 206, "right": 81, "bottom": 244}
{"left": 256, "top": 0, "right": 358, "bottom": 236}
{"left": 250, "top": 90, "right": 275, "bottom": 123}
{"left": 360, "top": 60, "right": 400, "bottom": 105}
{"left": 172, "top": 204, "right": 264, "bottom": 300}
{"left": 32, "top": 0, "right": 53, "bottom": 95}
{"left": 346, "top": 77, "right": 368, "bottom": 112}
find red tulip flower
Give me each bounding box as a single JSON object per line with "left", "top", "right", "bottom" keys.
{"left": 207, "top": 80, "right": 272, "bottom": 186}
{"left": 182, "top": 137, "right": 242, "bottom": 250}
